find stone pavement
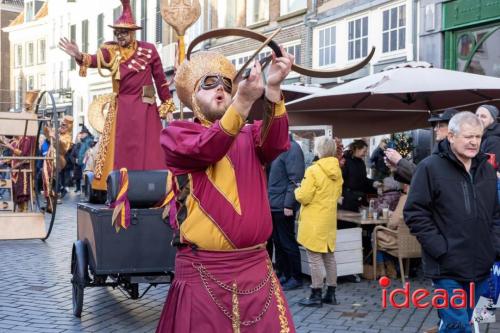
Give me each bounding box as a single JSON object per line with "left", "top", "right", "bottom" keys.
{"left": 1, "top": 193, "right": 499, "bottom": 333}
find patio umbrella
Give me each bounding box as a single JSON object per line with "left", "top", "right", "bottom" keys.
{"left": 285, "top": 62, "right": 500, "bottom": 138}
{"left": 172, "top": 84, "right": 325, "bottom": 120}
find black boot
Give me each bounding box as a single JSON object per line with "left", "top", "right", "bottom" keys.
{"left": 322, "top": 286, "right": 339, "bottom": 305}
{"left": 298, "top": 288, "right": 322, "bottom": 307}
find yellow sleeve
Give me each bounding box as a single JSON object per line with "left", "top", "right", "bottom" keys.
{"left": 295, "top": 166, "right": 316, "bottom": 206}
{"left": 273, "top": 99, "right": 286, "bottom": 117}
{"left": 219, "top": 104, "right": 245, "bottom": 136}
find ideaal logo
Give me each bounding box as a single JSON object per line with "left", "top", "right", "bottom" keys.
{"left": 379, "top": 277, "right": 475, "bottom": 309}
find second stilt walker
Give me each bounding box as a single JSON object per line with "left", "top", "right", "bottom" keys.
{"left": 58, "top": 0, "right": 175, "bottom": 191}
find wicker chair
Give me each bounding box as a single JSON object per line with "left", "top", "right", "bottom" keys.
{"left": 372, "top": 222, "right": 421, "bottom": 284}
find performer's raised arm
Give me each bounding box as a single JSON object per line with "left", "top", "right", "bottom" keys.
{"left": 252, "top": 48, "right": 294, "bottom": 164}
{"left": 58, "top": 37, "right": 114, "bottom": 77}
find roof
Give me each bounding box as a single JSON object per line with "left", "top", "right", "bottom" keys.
{"left": 8, "top": 1, "right": 47, "bottom": 27}
{"left": 34, "top": 1, "right": 47, "bottom": 19}
{"left": 8, "top": 10, "right": 23, "bottom": 26}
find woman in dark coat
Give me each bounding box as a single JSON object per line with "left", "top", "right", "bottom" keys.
{"left": 341, "top": 140, "right": 378, "bottom": 212}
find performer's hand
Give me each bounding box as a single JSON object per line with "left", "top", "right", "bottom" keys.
{"left": 284, "top": 208, "right": 294, "bottom": 217}
{"left": 233, "top": 60, "right": 264, "bottom": 120}
{"left": 265, "top": 46, "right": 294, "bottom": 103}
{"left": 166, "top": 112, "right": 174, "bottom": 123}
{"left": 58, "top": 37, "right": 83, "bottom": 62}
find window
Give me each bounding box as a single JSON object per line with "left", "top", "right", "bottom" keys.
{"left": 229, "top": 43, "right": 300, "bottom": 72}
{"left": 280, "top": 0, "right": 307, "bottom": 16}
{"left": 59, "top": 62, "right": 64, "bottom": 90}
{"left": 113, "top": 6, "right": 121, "bottom": 22}
{"left": 70, "top": 25, "right": 76, "bottom": 70}
{"left": 348, "top": 17, "right": 368, "bottom": 60}
{"left": 16, "top": 76, "right": 23, "bottom": 110}
{"left": 186, "top": 0, "right": 204, "bottom": 50}
{"left": 318, "top": 26, "right": 336, "bottom": 66}
{"left": 141, "top": 0, "right": 147, "bottom": 41}
{"left": 97, "top": 14, "right": 104, "bottom": 46}
{"left": 246, "top": 0, "right": 269, "bottom": 25}
{"left": 382, "top": 4, "right": 406, "bottom": 53}
{"left": 155, "top": 0, "right": 162, "bottom": 43}
{"left": 15, "top": 44, "right": 22, "bottom": 68}
{"left": 51, "top": 20, "right": 56, "bottom": 47}
{"left": 82, "top": 20, "right": 89, "bottom": 53}
{"left": 39, "top": 74, "right": 46, "bottom": 91}
{"left": 38, "top": 39, "right": 46, "bottom": 64}
{"left": 217, "top": 0, "right": 244, "bottom": 28}
{"left": 26, "top": 42, "right": 34, "bottom": 66}
{"left": 131, "top": 0, "right": 137, "bottom": 18}
{"left": 284, "top": 43, "right": 301, "bottom": 65}
{"left": 25, "top": 1, "right": 34, "bottom": 22}
{"left": 27, "top": 76, "right": 34, "bottom": 91}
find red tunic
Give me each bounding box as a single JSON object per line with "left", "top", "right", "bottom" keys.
{"left": 157, "top": 100, "right": 296, "bottom": 333}
{"left": 81, "top": 41, "right": 172, "bottom": 189}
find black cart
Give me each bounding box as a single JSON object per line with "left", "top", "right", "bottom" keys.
{"left": 71, "top": 203, "right": 176, "bottom": 317}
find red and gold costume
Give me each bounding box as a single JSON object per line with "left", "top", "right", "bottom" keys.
{"left": 8, "top": 136, "right": 34, "bottom": 212}
{"left": 76, "top": 0, "right": 175, "bottom": 190}
{"left": 42, "top": 116, "right": 73, "bottom": 211}
{"left": 156, "top": 52, "right": 295, "bottom": 333}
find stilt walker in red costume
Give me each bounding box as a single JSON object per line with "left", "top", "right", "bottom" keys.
{"left": 156, "top": 46, "right": 296, "bottom": 332}
{"left": 58, "top": 0, "right": 175, "bottom": 191}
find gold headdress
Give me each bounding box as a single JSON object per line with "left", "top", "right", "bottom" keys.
{"left": 175, "top": 51, "right": 236, "bottom": 112}
{"left": 62, "top": 115, "right": 74, "bottom": 132}
{"left": 24, "top": 90, "right": 40, "bottom": 113}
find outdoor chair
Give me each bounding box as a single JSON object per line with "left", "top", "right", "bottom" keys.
{"left": 372, "top": 222, "right": 421, "bottom": 284}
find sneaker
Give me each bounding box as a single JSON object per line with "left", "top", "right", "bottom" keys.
{"left": 281, "top": 277, "right": 303, "bottom": 291}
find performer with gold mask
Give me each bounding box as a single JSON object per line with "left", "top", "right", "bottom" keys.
{"left": 156, "top": 48, "right": 296, "bottom": 332}
{"left": 58, "top": 0, "right": 175, "bottom": 191}
{"left": 42, "top": 115, "right": 74, "bottom": 213}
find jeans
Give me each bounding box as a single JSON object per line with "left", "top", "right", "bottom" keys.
{"left": 432, "top": 278, "right": 489, "bottom": 333}
{"left": 268, "top": 211, "right": 302, "bottom": 280}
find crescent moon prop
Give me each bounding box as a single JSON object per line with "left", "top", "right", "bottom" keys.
{"left": 186, "top": 28, "right": 375, "bottom": 79}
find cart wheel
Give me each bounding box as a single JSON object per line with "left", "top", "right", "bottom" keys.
{"left": 71, "top": 241, "right": 88, "bottom": 318}
{"left": 129, "top": 283, "right": 139, "bottom": 300}
{"left": 72, "top": 273, "right": 84, "bottom": 317}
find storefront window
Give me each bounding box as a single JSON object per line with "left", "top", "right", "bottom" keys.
{"left": 456, "top": 26, "right": 500, "bottom": 77}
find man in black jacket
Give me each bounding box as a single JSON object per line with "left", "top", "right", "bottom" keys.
{"left": 385, "top": 108, "right": 458, "bottom": 185}
{"left": 476, "top": 104, "right": 500, "bottom": 171}
{"left": 404, "top": 112, "right": 500, "bottom": 332}
{"left": 267, "top": 134, "right": 305, "bottom": 290}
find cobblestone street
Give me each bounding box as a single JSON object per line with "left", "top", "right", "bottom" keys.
{"left": 1, "top": 194, "right": 499, "bottom": 333}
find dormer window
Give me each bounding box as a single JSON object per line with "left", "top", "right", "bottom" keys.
{"left": 25, "top": 1, "right": 34, "bottom": 22}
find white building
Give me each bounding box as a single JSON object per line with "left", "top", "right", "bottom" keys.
{"left": 3, "top": 0, "right": 48, "bottom": 111}
{"left": 47, "top": 0, "right": 176, "bottom": 134}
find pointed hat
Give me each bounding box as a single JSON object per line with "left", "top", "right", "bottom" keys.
{"left": 109, "top": 0, "right": 141, "bottom": 30}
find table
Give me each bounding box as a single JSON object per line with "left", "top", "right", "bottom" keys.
{"left": 337, "top": 209, "right": 389, "bottom": 225}
{"left": 337, "top": 210, "right": 389, "bottom": 261}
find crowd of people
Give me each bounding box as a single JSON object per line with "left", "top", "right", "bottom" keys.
{"left": 264, "top": 103, "right": 500, "bottom": 333}
{"left": 10, "top": 1, "right": 495, "bottom": 330}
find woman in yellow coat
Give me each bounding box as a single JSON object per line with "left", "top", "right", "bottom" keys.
{"left": 295, "top": 136, "right": 343, "bottom": 307}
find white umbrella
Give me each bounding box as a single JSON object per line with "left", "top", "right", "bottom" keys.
{"left": 285, "top": 62, "right": 500, "bottom": 137}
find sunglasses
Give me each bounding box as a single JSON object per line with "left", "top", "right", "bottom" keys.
{"left": 114, "top": 30, "right": 130, "bottom": 37}
{"left": 199, "top": 74, "right": 233, "bottom": 94}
